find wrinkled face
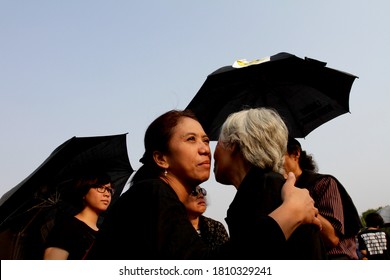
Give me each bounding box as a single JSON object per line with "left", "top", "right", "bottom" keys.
{"left": 165, "top": 117, "right": 211, "bottom": 186}
{"left": 184, "top": 186, "right": 207, "bottom": 216}
{"left": 84, "top": 183, "right": 112, "bottom": 213}
{"left": 213, "top": 140, "right": 234, "bottom": 185}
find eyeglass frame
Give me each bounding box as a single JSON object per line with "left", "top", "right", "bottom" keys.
{"left": 92, "top": 185, "right": 115, "bottom": 195}
{"left": 190, "top": 187, "right": 207, "bottom": 197}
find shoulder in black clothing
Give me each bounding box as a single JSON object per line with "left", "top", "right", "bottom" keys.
{"left": 44, "top": 213, "right": 97, "bottom": 259}
{"left": 87, "top": 178, "right": 213, "bottom": 260}
{"left": 297, "top": 170, "right": 362, "bottom": 237}
{"left": 226, "top": 167, "right": 327, "bottom": 259}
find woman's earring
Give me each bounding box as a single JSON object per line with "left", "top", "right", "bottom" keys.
{"left": 164, "top": 169, "right": 168, "bottom": 176}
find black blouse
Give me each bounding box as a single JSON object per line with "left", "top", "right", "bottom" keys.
{"left": 87, "top": 177, "right": 299, "bottom": 260}
{"left": 44, "top": 214, "right": 97, "bottom": 259}
{"left": 225, "top": 167, "right": 327, "bottom": 259}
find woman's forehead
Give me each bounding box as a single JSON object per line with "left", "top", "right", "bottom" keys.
{"left": 173, "top": 117, "right": 205, "bottom": 135}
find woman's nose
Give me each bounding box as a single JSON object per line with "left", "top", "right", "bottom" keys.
{"left": 199, "top": 142, "right": 210, "bottom": 154}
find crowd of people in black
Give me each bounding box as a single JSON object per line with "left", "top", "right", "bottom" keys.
{"left": 34, "top": 108, "right": 388, "bottom": 260}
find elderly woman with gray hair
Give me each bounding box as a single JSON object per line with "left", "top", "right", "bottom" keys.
{"left": 213, "top": 107, "right": 327, "bottom": 259}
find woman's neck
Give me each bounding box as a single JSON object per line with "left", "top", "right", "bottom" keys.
{"left": 294, "top": 167, "right": 303, "bottom": 181}
{"left": 232, "top": 158, "right": 252, "bottom": 189}
{"left": 367, "top": 226, "right": 380, "bottom": 230}
{"left": 160, "top": 174, "right": 193, "bottom": 203}
{"left": 188, "top": 215, "right": 200, "bottom": 230}
{"left": 75, "top": 207, "right": 100, "bottom": 231}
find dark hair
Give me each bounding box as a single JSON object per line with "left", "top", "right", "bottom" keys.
{"left": 365, "top": 212, "right": 384, "bottom": 228}
{"left": 70, "top": 172, "right": 112, "bottom": 212}
{"left": 287, "top": 137, "right": 318, "bottom": 172}
{"left": 132, "top": 109, "right": 199, "bottom": 184}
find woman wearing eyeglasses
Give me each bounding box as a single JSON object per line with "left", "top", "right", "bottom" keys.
{"left": 184, "top": 186, "right": 229, "bottom": 250}
{"left": 43, "top": 173, "right": 114, "bottom": 260}
{"left": 86, "top": 109, "right": 321, "bottom": 260}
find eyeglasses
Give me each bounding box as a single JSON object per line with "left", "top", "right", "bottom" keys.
{"left": 190, "top": 187, "right": 207, "bottom": 197}
{"left": 93, "top": 185, "right": 115, "bottom": 195}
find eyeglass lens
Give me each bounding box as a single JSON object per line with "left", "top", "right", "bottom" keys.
{"left": 190, "top": 187, "right": 206, "bottom": 197}
{"left": 96, "top": 186, "right": 114, "bottom": 195}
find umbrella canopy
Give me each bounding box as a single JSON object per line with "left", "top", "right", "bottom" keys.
{"left": 186, "top": 52, "right": 358, "bottom": 140}
{"left": 0, "top": 133, "right": 133, "bottom": 259}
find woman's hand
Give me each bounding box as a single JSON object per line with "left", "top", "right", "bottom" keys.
{"left": 281, "top": 172, "right": 322, "bottom": 229}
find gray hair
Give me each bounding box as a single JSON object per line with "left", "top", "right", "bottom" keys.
{"left": 219, "top": 108, "right": 288, "bottom": 173}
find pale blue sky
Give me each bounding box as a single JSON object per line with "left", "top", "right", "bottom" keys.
{"left": 1, "top": 1, "right": 389, "bottom": 226}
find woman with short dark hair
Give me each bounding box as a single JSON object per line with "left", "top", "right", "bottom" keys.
{"left": 43, "top": 173, "right": 113, "bottom": 259}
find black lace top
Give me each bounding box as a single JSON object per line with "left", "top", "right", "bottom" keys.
{"left": 198, "top": 215, "right": 229, "bottom": 250}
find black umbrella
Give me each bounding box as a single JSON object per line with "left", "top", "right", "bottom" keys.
{"left": 186, "top": 52, "right": 358, "bottom": 140}
{"left": 0, "top": 133, "right": 133, "bottom": 259}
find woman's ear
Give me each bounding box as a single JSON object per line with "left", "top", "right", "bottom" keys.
{"left": 153, "top": 151, "right": 169, "bottom": 169}
{"left": 231, "top": 142, "right": 240, "bottom": 154}
{"left": 290, "top": 150, "right": 300, "bottom": 163}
